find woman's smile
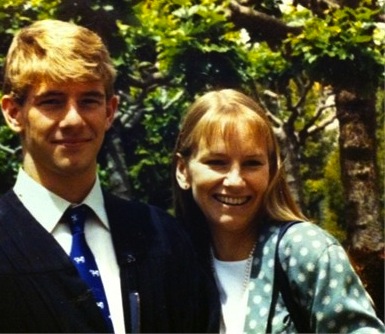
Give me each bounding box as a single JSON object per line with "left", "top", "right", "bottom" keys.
{"left": 213, "top": 194, "right": 252, "bottom": 206}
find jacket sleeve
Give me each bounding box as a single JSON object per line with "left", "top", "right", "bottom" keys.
{"left": 279, "top": 222, "right": 385, "bottom": 333}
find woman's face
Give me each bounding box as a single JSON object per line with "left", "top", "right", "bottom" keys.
{"left": 176, "top": 127, "right": 270, "bottom": 235}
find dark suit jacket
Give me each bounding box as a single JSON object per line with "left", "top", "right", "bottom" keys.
{"left": 0, "top": 190, "right": 220, "bottom": 333}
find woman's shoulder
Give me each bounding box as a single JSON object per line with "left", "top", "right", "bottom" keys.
{"left": 279, "top": 221, "right": 339, "bottom": 246}
{"left": 274, "top": 221, "right": 350, "bottom": 271}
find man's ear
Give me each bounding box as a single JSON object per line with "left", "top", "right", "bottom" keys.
{"left": 1, "top": 95, "right": 24, "bottom": 134}
{"left": 105, "top": 95, "right": 119, "bottom": 130}
{"left": 175, "top": 153, "right": 191, "bottom": 190}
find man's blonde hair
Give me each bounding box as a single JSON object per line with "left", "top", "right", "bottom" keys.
{"left": 3, "top": 19, "right": 117, "bottom": 103}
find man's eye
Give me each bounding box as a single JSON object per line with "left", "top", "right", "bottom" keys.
{"left": 38, "top": 99, "right": 63, "bottom": 106}
{"left": 80, "top": 98, "right": 102, "bottom": 107}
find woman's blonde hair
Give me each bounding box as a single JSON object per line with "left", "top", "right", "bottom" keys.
{"left": 2, "top": 19, "right": 117, "bottom": 103}
{"left": 172, "top": 89, "right": 307, "bottom": 230}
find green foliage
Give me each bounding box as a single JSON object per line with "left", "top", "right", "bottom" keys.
{"left": 303, "top": 144, "right": 346, "bottom": 242}
{"left": 321, "top": 209, "right": 347, "bottom": 243}
{"left": 302, "top": 126, "right": 338, "bottom": 215}
{"left": 0, "top": 0, "right": 58, "bottom": 64}
{"left": 132, "top": 0, "right": 252, "bottom": 95}
{"left": 126, "top": 88, "right": 186, "bottom": 207}
{"left": 287, "top": 5, "right": 384, "bottom": 92}
{"left": 0, "top": 124, "right": 20, "bottom": 192}
{"left": 320, "top": 149, "right": 346, "bottom": 242}
{"left": 247, "top": 42, "right": 291, "bottom": 88}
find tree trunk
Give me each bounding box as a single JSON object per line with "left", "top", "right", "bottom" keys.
{"left": 100, "top": 130, "right": 132, "bottom": 200}
{"left": 335, "top": 89, "right": 384, "bottom": 319}
{"left": 275, "top": 129, "right": 303, "bottom": 208}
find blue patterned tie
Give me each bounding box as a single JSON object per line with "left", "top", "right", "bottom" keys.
{"left": 67, "top": 205, "right": 114, "bottom": 333}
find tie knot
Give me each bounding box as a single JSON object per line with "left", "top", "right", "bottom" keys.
{"left": 67, "top": 205, "right": 88, "bottom": 235}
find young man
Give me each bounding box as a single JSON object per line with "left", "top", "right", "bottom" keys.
{"left": 0, "top": 19, "right": 219, "bottom": 333}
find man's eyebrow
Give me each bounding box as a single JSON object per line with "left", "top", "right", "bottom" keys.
{"left": 34, "top": 90, "right": 106, "bottom": 99}
{"left": 34, "top": 91, "right": 64, "bottom": 99}
{"left": 81, "top": 91, "right": 106, "bottom": 98}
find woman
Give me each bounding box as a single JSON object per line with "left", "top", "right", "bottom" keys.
{"left": 172, "top": 89, "right": 384, "bottom": 333}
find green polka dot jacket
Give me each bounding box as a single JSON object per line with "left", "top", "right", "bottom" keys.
{"left": 244, "top": 222, "right": 385, "bottom": 333}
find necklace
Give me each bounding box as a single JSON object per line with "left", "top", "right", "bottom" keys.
{"left": 211, "top": 242, "right": 257, "bottom": 292}
{"left": 242, "top": 242, "right": 257, "bottom": 291}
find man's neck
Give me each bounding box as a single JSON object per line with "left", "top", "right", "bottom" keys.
{"left": 22, "top": 166, "right": 96, "bottom": 204}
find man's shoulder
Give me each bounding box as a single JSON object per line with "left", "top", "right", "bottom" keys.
{"left": 0, "top": 189, "right": 20, "bottom": 213}
{"left": 103, "top": 191, "right": 178, "bottom": 232}
{"left": 0, "top": 189, "right": 16, "bottom": 200}
{"left": 103, "top": 191, "right": 173, "bottom": 218}
{"left": 103, "top": 191, "right": 190, "bottom": 260}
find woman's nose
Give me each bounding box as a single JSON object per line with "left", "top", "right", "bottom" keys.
{"left": 223, "top": 167, "right": 244, "bottom": 187}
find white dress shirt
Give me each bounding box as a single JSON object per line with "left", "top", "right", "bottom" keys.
{"left": 13, "top": 168, "right": 125, "bottom": 334}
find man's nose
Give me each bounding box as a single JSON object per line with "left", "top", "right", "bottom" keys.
{"left": 61, "top": 103, "right": 83, "bottom": 126}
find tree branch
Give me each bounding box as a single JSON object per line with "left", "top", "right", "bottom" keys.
{"left": 307, "top": 114, "right": 337, "bottom": 136}
{"left": 229, "top": 1, "right": 302, "bottom": 48}
{"left": 0, "top": 143, "right": 20, "bottom": 155}
{"left": 292, "top": 77, "right": 314, "bottom": 110}
{"left": 126, "top": 72, "right": 170, "bottom": 90}
{"left": 299, "top": 102, "right": 337, "bottom": 145}
{"left": 293, "top": 0, "right": 339, "bottom": 16}
{"left": 261, "top": 90, "right": 284, "bottom": 128}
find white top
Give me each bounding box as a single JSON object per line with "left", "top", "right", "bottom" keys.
{"left": 14, "top": 168, "right": 125, "bottom": 334}
{"left": 213, "top": 257, "right": 250, "bottom": 334}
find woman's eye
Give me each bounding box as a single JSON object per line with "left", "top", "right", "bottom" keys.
{"left": 206, "top": 159, "right": 226, "bottom": 166}
{"left": 244, "top": 160, "right": 264, "bottom": 167}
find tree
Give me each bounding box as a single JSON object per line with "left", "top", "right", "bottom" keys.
{"left": 228, "top": 0, "right": 384, "bottom": 317}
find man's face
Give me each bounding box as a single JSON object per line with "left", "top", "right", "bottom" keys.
{"left": 9, "top": 80, "right": 117, "bottom": 181}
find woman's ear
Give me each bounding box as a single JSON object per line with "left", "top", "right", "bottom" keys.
{"left": 1, "top": 95, "right": 24, "bottom": 134}
{"left": 175, "top": 153, "right": 191, "bottom": 190}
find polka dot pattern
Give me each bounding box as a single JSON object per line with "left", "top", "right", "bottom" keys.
{"left": 243, "top": 222, "right": 385, "bottom": 333}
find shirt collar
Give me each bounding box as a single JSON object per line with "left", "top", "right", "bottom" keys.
{"left": 13, "top": 168, "right": 109, "bottom": 233}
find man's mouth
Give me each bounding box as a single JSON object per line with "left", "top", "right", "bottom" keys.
{"left": 214, "top": 195, "right": 251, "bottom": 206}
{"left": 53, "top": 138, "right": 91, "bottom": 145}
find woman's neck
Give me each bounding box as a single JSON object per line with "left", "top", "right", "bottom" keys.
{"left": 211, "top": 228, "right": 257, "bottom": 261}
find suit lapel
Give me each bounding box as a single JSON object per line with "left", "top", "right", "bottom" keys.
{"left": 0, "top": 190, "right": 72, "bottom": 272}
